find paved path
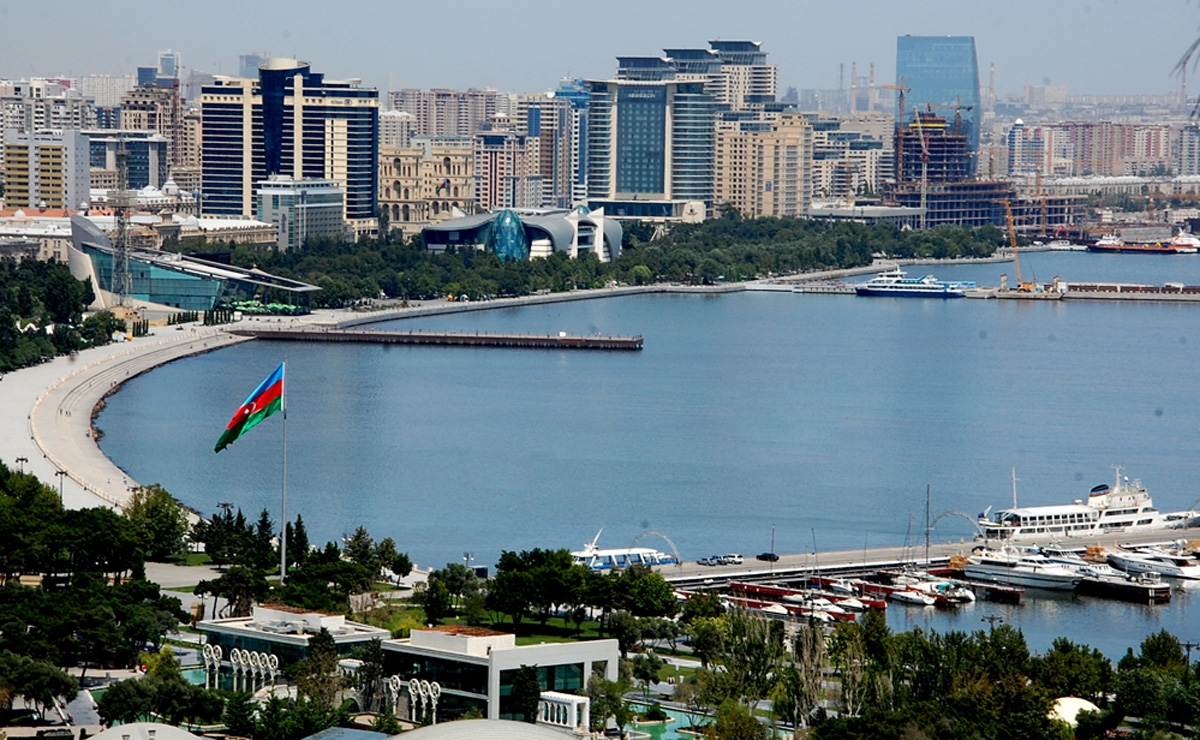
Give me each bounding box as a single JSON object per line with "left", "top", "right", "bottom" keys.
{"left": 23, "top": 328, "right": 251, "bottom": 509}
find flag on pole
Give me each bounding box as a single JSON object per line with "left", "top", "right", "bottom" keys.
{"left": 214, "top": 363, "right": 285, "bottom": 452}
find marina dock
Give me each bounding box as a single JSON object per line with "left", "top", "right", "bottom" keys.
{"left": 229, "top": 328, "right": 644, "bottom": 350}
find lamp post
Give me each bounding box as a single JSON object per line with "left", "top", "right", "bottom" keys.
{"left": 15, "top": 456, "right": 27, "bottom": 474}
{"left": 54, "top": 470, "right": 67, "bottom": 503}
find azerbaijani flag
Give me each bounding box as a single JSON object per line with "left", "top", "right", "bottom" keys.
{"left": 214, "top": 363, "right": 284, "bottom": 453}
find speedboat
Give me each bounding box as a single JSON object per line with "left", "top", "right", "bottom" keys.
{"left": 963, "top": 546, "right": 1083, "bottom": 590}
{"left": 889, "top": 588, "right": 936, "bottom": 606}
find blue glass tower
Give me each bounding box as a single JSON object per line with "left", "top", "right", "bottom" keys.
{"left": 896, "top": 36, "right": 980, "bottom": 170}
{"left": 487, "top": 210, "right": 529, "bottom": 261}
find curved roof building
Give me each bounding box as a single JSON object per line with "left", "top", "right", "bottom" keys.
{"left": 422, "top": 207, "right": 621, "bottom": 262}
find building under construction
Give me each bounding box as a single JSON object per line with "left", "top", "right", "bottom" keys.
{"left": 887, "top": 111, "right": 1080, "bottom": 230}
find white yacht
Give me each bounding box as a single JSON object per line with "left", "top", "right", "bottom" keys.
{"left": 978, "top": 468, "right": 1199, "bottom": 541}
{"left": 1107, "top": 546, "right": 1200, "bottom": 580}
{"left": 570, "top": 529, "right": 678, "bottom": 570}
{"left": 963, "top": 547, "right": 1084, "bottom": 590}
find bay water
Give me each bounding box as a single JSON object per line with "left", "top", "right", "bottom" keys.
{"left": 97, "top": 251, "right": 1200, "bottom": 656}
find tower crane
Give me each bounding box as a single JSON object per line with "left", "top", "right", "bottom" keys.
{"left": 881, "top": 77, "right": 909, "bottom": 182}
{"left": 926, "top": 96, "right": 974, "bottom": 136}
{"left": 914, "top": 107, "right": 931, "bottom": 230}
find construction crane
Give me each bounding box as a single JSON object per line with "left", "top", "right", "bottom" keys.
{"left": 914, "top": 107, "right": 930, "bottom": 230}
{"left": 1002, "top": 200, "right": 1037, "bottom": 291}
{"left": 926, "top": 96, "right": 974, "bottom": 136}
{"left": 881, "top": 77, "right": 909, "bottom": 182}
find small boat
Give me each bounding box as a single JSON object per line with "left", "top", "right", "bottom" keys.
{"left": 855, "top": 268, "right": 975, "bottom": 298}
{"left": 889, "top": 588, "right": 936, "bottom": 606}
{"left": 1047, "top": 239, "right": 1085, "bottom": 251}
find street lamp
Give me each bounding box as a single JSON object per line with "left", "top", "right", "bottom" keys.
{"left": 54, "top": 470, "right": 67, "bottom": 503}
{"left": 15, "top": 456, "right": 27, "bottom": 474}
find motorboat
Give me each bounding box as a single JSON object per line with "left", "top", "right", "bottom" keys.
{"left": 855, "top": 268, "right": 975, "bottom": 298}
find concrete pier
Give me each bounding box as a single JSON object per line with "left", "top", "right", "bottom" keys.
{"left": 229, "top": 327, "right": 644, "bottom": 350}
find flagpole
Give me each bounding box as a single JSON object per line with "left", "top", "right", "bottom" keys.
{"left": 280, "top": 361, "right": 288, "bottom": 584}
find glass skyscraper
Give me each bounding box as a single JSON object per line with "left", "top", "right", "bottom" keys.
{"left": 896, "top": 36, "right": 980, "bottom": 168}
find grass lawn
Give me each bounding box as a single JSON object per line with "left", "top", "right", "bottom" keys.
{"left": 165, "top": 585, "right": 197, "bottom": 594}
{"left": 165, "top": 552, "right": 212, "bottom": 567}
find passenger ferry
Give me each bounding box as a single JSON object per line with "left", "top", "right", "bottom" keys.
{"left": 977, "top": 468, "right": 1200, "bottom": 542}
{"left": 854, "top": 268, "right": 975, "bottom": 298}
{"left": 570, "top": 530, "right": 679, "bottom": 570}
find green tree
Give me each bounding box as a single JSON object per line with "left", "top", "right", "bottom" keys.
{"left": 608, "top": 610, "right": 642, "bottom": 660}
{"left": 223, "top": 692, "right": 257, "bottom": 737}
{"left": 195, "top": 565, "right": 269, "bottom": 618}
{"left": 292, "top": 628, "right": 347, "bottom": 709}
{"left": 509, "top": 664, "right": 542, "bottom": 723}
{"left": 122, "top": 484, "right": 190, "bottom": 561}
{"left": 416, "top": 578, "right": 454, "bottom": 625}
{"left": 96, "top": 677, "right": 153, "bottom": 725}
{"left": 710, "top": 699, "right": 768, "bottom": 740}
{"left": 632, "top": 652, "right": 664, "bottom": 700}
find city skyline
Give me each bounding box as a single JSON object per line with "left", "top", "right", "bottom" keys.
{"left": 0, "top": 0, "right": 1196, "bottom": 98}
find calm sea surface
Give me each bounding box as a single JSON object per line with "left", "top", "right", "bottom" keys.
{"left": 97, "top": 251, "right": 1200, "bottom": 657}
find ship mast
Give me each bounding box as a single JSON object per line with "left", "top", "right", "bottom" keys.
{"left": 1011, "top": 467, "right": 1019, "bottom": 509}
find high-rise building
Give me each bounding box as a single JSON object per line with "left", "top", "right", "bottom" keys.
{"left": 85, "top": 130, "right": 170, "bottom": 190}
{"left": 1178, "top": 124, "right": 1200, "bottom": 176}
{"left": 158, "top": 50, "right": 181, "bottom": 79}
{"left": 389, "top": 88, "right": 502, "bottom": 137}
{"left": 516, "top": 94, "right": 573, "bottom": 208}
{"left": 895, "top": 36, "right": 980, "bottom": 169}
{"left": 473, "top": 130, "right": 540, "bottom": 210}
{"left": 120, "top": 84, "right": 182, "bottom": 167}
{"left": 380, "top": 109, "right": 415, "bottom": 147}
{"left": 1, "top": 79, "right": 96, "bottom": 132}
{"left": 1006, "top": 119, "right": 1044, "bottom": 177}
{"left": 256, "top": 175, "right": 347, "bottom": 251}
{"left": 80, "top": 74, "right": 137, "bottom": 109}
{"left": 2, "top": 130, "right": 90, "bottom": 210}
{"left": 585, "top": 76, "right": 716, "bottom": 217}
{"left": 553, "top": 79, "right": 591, "bottom": 205}
{"left": 200, "top": 58, "right": 379, "bottom": 232}
{"left": 714, "top": 114, "right": 812, "bottom": 217}
{"left": 239, "top": 54, "right": 267, "bottom": 80}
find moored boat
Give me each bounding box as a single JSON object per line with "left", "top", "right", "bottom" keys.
{"left": 977, "top": 468, "right": 1200, "bottom": 542}
{"left": 1088, "top": 234, "right": 1197, "bottom": 254}
{"left": 1107, "top": 545, "right": 1200, "bottom": 580}
{"left": 855, "top": 268, "right": 975, "bottom": 298}
{"left": 963, "top": 546, "right": 1083, "bottom": 590}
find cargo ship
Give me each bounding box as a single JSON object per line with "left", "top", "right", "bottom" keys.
{"left": 1087, "top": 234, "right": 1199, "bottom": 254}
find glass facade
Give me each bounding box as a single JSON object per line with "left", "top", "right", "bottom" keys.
{"left": 382, "top": 650, "right": 490, "bottom": 697}
{"left": 498, "top": 663, "right": 584, "bottom": 722}
{"left": 615, "top": 86, "right": 666, "bottom": 195}
{"left": 896, "top": 36, "right": 980, "bottom": 169}
{"left": 83, "top": 246, "right": 224, "bottom": 311}
{"left": 487, "top": 210, "right": 530, "bottom": 261}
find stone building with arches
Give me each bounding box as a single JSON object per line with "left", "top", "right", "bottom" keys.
{"left": 378, "top": 136, "right": 475, "bottom": 238}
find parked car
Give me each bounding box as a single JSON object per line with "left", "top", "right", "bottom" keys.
{"left": 697, "top": 556, "right": 717, "bottom": 566}
{"left": 756, "top": 552, "right": 780, "bottom": 562}
{"left": 724, "top": 554, "right": 744, "bottom": 565}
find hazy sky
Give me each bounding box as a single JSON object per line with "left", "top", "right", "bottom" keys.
{"left": 2, "top": 0, "right": 1198, "bottom": 98}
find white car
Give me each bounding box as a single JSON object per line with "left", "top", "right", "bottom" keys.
{"left": 723, "top": 554, "right": 744, "bottom": 565}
